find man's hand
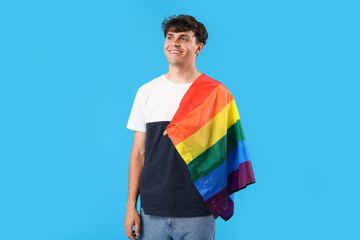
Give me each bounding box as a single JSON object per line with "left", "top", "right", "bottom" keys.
{"left": 124, "top": 207, "right": 140, "bottom": 240}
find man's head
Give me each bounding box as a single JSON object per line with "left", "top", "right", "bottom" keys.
{"left": 162, "top": 15, "right": 208, "bottom": 66}
{"left": 162, "top": 15, "right": 208, "bottom": 46}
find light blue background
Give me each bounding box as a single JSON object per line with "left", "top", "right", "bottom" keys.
{"left": 0, "top": 0, "right": 359, "bottom": 239}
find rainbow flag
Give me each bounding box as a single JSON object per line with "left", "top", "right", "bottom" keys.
{"left": 166, "top": 74, "right": 255, "bottom": 221}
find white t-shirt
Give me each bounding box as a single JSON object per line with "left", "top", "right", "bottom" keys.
{"left": 126, "top": 74, "right": 194, "bottom": 132}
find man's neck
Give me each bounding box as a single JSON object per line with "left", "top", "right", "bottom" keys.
{"left": 165, "top": 64, "right": 202, "bottom": 84}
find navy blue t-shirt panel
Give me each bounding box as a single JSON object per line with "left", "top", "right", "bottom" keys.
{"left": 140, "top": 121, "right": 211, "bottom": 217}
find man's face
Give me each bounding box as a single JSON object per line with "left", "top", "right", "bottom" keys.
{"left": 164, "top": 30, "right": 203, "bottom": 66}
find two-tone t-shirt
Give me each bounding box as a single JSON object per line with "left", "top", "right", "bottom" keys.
{"left": 126, "top": 74, "right": 211, "bottom": 217}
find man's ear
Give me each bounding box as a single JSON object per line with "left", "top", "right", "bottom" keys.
{"left": 195, "top": 43, "right": 204, "bottom": 55}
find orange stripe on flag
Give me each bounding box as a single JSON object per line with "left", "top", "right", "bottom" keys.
{"left": 167, "top": 84, "right": 234, "bottom": 146}
{"left": 168, "top": 74, "right": 220, "bottom": 125}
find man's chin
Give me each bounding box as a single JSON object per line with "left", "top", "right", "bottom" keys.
{"left": 167, "top": 60, "right": 184, "bottom": 66}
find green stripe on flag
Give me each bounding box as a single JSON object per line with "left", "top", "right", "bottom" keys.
{"left": 187, "top": 119, "right": 245, "bottom": 182}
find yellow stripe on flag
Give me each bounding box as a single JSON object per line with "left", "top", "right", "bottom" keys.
{"left": 175, "top": 99, "right": 240, "bottom": 164}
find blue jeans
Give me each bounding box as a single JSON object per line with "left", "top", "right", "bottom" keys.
{"left": 139, "top": 208, "right": 216, "bottom": 240}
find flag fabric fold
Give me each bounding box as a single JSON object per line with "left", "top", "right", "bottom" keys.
{"left": 166, "top": 74, "right": 255, "bottom": 221}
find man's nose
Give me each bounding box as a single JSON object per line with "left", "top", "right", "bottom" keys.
{"left": 171, "top": 39, "right": 180, "bottom": 47}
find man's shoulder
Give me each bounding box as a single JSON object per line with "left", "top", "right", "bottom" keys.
{"left": 137, "top": 74, "right": 164, "bottom": 93}
{"left": 201, "top": 74, "right": 230, "bottom": 91}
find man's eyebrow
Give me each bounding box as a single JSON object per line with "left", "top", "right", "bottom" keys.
{"left": 166, "top": 33, "right": 191, "bottom": 38}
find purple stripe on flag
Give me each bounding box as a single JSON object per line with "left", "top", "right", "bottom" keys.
{"left": 220, "top": 196, "right": 234, "bottom": 220}
{"left": 228, "top": 160, "right": 255, "bottom": 193}
{"left": 205, "top": 161, "right": 256, "bottom": 220}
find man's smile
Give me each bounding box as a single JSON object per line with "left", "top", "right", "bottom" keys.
{"left": 169, "top": 50, "right": 183, "bottom": 54}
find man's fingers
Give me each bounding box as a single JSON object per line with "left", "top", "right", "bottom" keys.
{"left": 124, "top": 208, "right": 141, "bottom": 239}
{"left": 132, "top": 230, "right": 139, "bottom": 239}
{"left": 125, "top": 224, "right": 136, "bottom": 240}
{"left": 126, "top": 233, "right": 135, "bottom": 239}
{"left": 127, "top": 231, "right": 136, "bottom": 240}
{"left": 135, "top": 218, "right": 141, "bottom": 236}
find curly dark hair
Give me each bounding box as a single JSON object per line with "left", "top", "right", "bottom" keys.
{"left": 161, "top": 15, "right": 208, "bottom": 46}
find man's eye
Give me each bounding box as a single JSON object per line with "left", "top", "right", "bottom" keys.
{"left": 182, "top": 38, "right": 187, "bottom": 41}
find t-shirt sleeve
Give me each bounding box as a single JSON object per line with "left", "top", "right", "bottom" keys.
{"left": 126, "top": 87, "right": 146, "bottom": 132}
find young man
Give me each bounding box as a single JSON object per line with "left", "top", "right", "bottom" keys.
{"left": 125, "top": 15, "right": 255, "bottom": 240}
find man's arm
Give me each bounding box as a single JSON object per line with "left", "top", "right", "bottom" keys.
{"left": 124, "top": 131, "right": 146, "bottom": 240}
